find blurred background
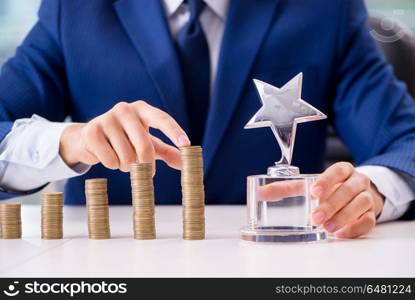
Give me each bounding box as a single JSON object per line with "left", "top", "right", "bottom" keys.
{"left": 0, "top": 0, "right": 41, "bottom": 65}
{"left": 1, "top": 0, "right": 415, "bottom": 65}
{"left": 0, "top": 0, "right": 414, "bottom": 203}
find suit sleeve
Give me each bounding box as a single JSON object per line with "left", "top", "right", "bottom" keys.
{"left": 332, "top": 0, "right": 415, "bottom": 218}
{"left": 0, "top": 0, "right": 70, "bottom": 199}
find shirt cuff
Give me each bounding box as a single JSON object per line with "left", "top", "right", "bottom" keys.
{"left": 0, "top": 115, "right": 90, "bottom": 192}
{"left": 356, "top": 165, "right": 414, "bottom": 223}
{"left": 46, "top": 150, "right": 91, "bottom": 180}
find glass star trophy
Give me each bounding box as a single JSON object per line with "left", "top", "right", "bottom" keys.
{"left": 240, "top": 73, "right": 328, "bottom": 243}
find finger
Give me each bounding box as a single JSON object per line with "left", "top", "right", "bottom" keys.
{"left": 257, "top": 180, "right": 305, "bottom": 202}
{"left": 80, "top": 149, "right": 100, "bottom": 166}
{"left": 312, "top": 162, "right": 354, "bottom": 200}
{"left": 101, "top": 115, "right": 137, "bottom": 172}
{"left": 334, "top": 210, "right": 376, "bottom": 239}
{"left": 151, "top": 136, "right": 182, "bottom": 170}
{"left": 85, "top": 123, "right": 120, "bottom": 169}
{"left": 115, "top": 106, "right": 156, "bottom": 170}
{"left": 312, "top": 172, "right": 368, "bottom": 224}
{"left": 134, "top": 101, "right": 191, "bottom": 147}
{"left": 77, "top": 146, "right": 100, "bottom": 166}
{"left": 323, "top": 191, "right": 373, "bottom": 233}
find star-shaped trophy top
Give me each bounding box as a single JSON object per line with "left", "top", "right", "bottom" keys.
{"left": 245, "top": 73, "right": 326, "bottom": 166}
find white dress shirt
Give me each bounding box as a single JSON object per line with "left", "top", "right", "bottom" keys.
{"left": 0, "top": 0, "right": 413, "bottom": 222}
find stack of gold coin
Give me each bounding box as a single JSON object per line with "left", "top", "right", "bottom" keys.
{"left": 85, "top": 178, "right": 111, "bottom": 239}
{"left": 0, "top": 203, "right": 22, "bottom": 239}
{"left": 130, "top": 163, "right": 156, "bottom": 240}
{"left": 180, "top": 146, "right": 205, "bottom": 240}
{"left": 41, "top": 193, "right": 63, "bottom": 239}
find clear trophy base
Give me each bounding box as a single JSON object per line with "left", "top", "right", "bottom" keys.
{"left": 241, "top": 164, "right": 327, "bottom": 243}
{"left": 240, "top": 226, "right": 327, "bottom": 243}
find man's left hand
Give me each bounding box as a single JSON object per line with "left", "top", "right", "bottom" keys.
{"left": 311, "top": 162, "right": 385, "bottom": 238}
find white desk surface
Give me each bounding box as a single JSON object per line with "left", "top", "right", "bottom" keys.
{"left": 0, "top": 205, "right": 414, "bottom": 277}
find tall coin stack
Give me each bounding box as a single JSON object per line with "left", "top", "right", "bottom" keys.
{"left": 85, "top": 178, "right": 111, "bottom": 239}
{"left": 0, "top": 203, "right": 22, "bottom": 239}
{"left": 180, "top": 146, "right": 205, "bottom": 240}
{"left": 130, "top": 163, "right": 156, "bottom": 240}
{"left": 41, "top": 193, "right": 63, "bottom": 239}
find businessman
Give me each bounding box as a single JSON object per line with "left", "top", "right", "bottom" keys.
{"left": 0, "top": 0, "right": 415, "bottom": 238}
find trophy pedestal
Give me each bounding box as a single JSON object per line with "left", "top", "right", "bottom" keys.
{"left": 241, "top": 170, "right": 327, "bottom": 243}
{"left": 240, "top": 226, "right": 326, "bottom": 243}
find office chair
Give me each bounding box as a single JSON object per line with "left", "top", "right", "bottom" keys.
{"left": 326, "top": 15, "right": 415, "bottom": 166}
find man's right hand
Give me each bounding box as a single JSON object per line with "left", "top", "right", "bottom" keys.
{"left": 59, "top": 101, "right": 190, "bottom": 172}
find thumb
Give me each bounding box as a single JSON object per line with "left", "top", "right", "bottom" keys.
{"left": 257, "top": 180, "right": 306, "bottom": 202}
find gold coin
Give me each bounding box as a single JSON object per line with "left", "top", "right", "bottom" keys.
{"left": 41, "top": 193, "right": 64, "bottom": 240}
{"left": 0, "top": 203, "right": 22, "bottom": 239}
{"left": 129, "top": 163, "right": 156, "bottom": 240}
{"left": 180, "top": 146, "right": 206, "bottom": 240}
{"left": 84, "top": 179, "right": 111, "bottom": 239}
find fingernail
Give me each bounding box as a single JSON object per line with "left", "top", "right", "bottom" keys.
{"left": 312, "top": 211, "right": 325, "bottom": 224}
{"left": 325, "top": 221, "right": 336, "bottom": 232}
{"left": 312, "top": 185, "right": 323, "bottom": 197}
{"left": 177, "top": 135, "right": 190, "bottom": 147}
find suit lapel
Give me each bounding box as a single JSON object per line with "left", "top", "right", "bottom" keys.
{"left": 113, "top": 0, "right": 189, "bottom": 132}
{"left": 203, "top": 0, "right": 280, "bottom": 174}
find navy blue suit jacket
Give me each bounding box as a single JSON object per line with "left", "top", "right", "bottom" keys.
{"left": 0, "top": 0, "right": 414, "bottom": 218}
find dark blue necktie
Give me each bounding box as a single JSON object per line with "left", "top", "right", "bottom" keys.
{"left": 175, "top": 0, "right": 210, "bottom": 146}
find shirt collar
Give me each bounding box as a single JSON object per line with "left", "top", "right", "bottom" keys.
{"left": 163, "top": 0, "right": 182, "bottom": 17}
{"left": 163, "top": 0, "right": 229, "bottom": 20}
{"left": 206, "top": 0, "right": 229, "bottom": 20}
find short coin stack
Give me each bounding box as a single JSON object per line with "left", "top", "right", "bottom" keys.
{"left": 41, "top": 193, "right": 63, "bottom": 239}
{"left": 0, "top": 203, "right": 22, "bottom": 239}
{"left": 130, "top": 163, "right": 156, "bottom": 240}
{"left": 85, "top": 178, "right": 111, "bottom": 239}
{"left": 180, "top": 146, "right": 205, "bottom": 240}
